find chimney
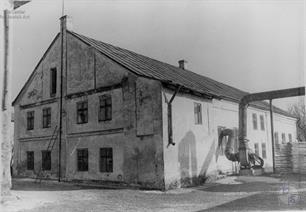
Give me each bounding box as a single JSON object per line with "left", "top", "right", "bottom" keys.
{"left": 60, "top": 15, "right": 73, "bottom": 32}
{"left": 178, "top": 59, "right": 187, "bottom": 70}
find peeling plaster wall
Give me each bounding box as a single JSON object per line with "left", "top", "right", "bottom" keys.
{"left": 14, "top": 31, "right": 165, "bottom": 188}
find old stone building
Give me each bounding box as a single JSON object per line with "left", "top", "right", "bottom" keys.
{"left": 13, "top": 16, "right": 297, "bottom": 190}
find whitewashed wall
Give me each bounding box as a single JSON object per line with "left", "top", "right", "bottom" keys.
{"left": 162, "top": 87, "right": 297, "bottom": 188}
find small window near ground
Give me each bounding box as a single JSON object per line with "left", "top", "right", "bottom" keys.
{"left": 100, "top": 148, "right": 113, "bottom": 173}
{"left": 254, "top": 143, "right": 259, "bottom": 156}
{"left": 77, "top": 101, "right": 88, "bottom": 124}
{"left": 42, "top": 151, "right": 51, "bottom": 171}
{"left": 42, "top": 108, "right": 51, "bottom": 128}
{"left": 99, "top": 95, "right": 112, "bottom": 121}
{"left": 281, "top": 133, "right": 286, "bottom": 144}
{"left": 50, "top": 68, "right": 57, "bottom": 96}
{"left": 77, "top": 149, "right": 88, "bottom": 171}
{"left": 261, "top": 143, "right": 267, "bottom": 159}
{"left": 252, "top": 113, "right": 258, "bottom": 130}
{"left": 288, "top": 134, "right": 292, "bottom": 142}
{"left": 27, "top": 111, "right": 34, "bottom": 130}
{"left": 274, "top": 132, "right": 279, "bottom": 145}
{"left": 194, "top": 103, "right": 202, "bottom": 125}
{"left": 260, "top": 115, "right": 265, "bottom": 131}
{"left": 26, "top": 151, "right": 34, "bottom": 170}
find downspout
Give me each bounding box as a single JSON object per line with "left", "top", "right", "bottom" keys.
{"left": 165, "top": 86, "right": 181, "bottom": 147}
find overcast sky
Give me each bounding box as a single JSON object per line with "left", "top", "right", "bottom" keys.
{"left": 10, "top": 0, "right": 304, "bottom": 110}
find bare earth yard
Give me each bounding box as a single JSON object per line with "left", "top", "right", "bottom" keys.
{"left": 2, "top": 174, "right": 306, "bottom": 212}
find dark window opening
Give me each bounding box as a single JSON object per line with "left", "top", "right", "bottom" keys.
{"left": 27, "top": 111, "right": 34, "bottom": 130}
{"left": 99, "top": 95, "right": 112, "bottom": 121}
{"left": 194, "top": 103, "right": 202, "bottom": 125}
{"left": 262, "top": 143, "right": 267, "bottom": 159}
{"left": 254, "top": 143, "right": 259, "bottom": 156}
{"left": 42, "top": 151, "right": 51, "bottom": 171}
{"left": 42, "top": 108, "right": 51, "bottom": 128}
{"left": 77, "top": 149, "right": 88, "bottom": 171}
{"left": 26, "top": 151, "right": 34, "bottom": 170}
{"left": 260, "top": 115, "right": 265, "bottom": 131}
{"left": 288, "top": 133, "right": 292, "bottom": 142}
{"left": 274, "top": 132, "right": 279, "bottom": 146}
{"left": 282, "top": 133, "right": 286, "bottom": 144}
{"left": 252, "top": 113, "right": 258, "bottom": 130}
{"left": 100, "top": 148, "right": 113, "bottom": 173}
{"left": 50, "top": 68, "right": 57, "bottom": 96}
{"left": 77, "top": 101, "right": 88, "bottom": 124}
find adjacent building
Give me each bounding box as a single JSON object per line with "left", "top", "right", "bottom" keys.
{"left": 12, "top": 16, "right": 297, "bottom": 190}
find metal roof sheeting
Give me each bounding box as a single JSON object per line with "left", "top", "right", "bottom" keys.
{"left": 68, "top": 31, "right": 294, "bottom": 118}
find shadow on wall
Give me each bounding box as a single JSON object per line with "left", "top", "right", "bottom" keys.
{"left": 178, "top": 131, "right": 197, "bottom": 186}
{"left": 178, "top": 131, "right": 216, "bottom": 187}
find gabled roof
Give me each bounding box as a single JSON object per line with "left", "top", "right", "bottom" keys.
{"left": 12, "top": 33, "right": 60, "bottom": 106}
{"left": 12, "top": 29, "right": 294, "bottom": 118}
{"left": 68, "top": 31, "right": 294, "bottom": 118}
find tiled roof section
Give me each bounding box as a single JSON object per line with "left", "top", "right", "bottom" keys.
{"left": 68, "top": 31, "right": 294, "bottom": 118}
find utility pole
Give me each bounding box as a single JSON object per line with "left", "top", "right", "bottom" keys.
{"left": 1, "top": 0, "right": 30, "bottom": 198}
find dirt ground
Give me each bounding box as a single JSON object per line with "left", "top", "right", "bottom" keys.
{"left": 2, "top": 174, "right": 306, "bottom": 212}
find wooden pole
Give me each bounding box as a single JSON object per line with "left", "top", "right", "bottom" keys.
{"left": 1, "top": 9, "right": 12, "bottom": 197}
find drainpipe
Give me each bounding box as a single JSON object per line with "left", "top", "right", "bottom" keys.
{"left": 165, "top": 86, "right": 181, "bottom": 147}
{"left": 238, "top": 87, "right": 305, "bottom": 169}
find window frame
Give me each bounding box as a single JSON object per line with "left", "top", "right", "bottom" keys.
{"left": 27, "top": 111, "right": 35, "bottom": 130}
{"left": 100, "top": 148, "right": 113, "bottom": 173}
{"left": 26, "top": 151, "right": 34, "bottom": 170}
{"left": 259, "top": 115, "right": 265, "bottom": 131}
{"left": 261, "top": 143, "right": 267, "bottom": 159}
{"left": 50, "top": 68, "right": 57, "bottom": 97}
{"left": 42, "top": 107, "right": 51, "bottom": 128}
{"left": 194, "top": 102, "right": 202, "bottom": 125}
{"left": 254, "top": 143, "right": 259, "bottom": 156}
{"left": 281, "top": 133, "right": 286, "bottom": 144}
{"left": 41, "top": 150, "right": 51, "bottom": 171}
{"left": 99, "top": 95, "right": 112, "bottom": 122}
{"left": 274, "top": 132, "right": 279, "bottom": 145}
{"left": 77, "top": 148, "right": 88, "bottom": 172}
{"left": 252, "top": 113, "right": 258, "bottom": 130}
{"left": 76, "top": 101, "right": 88, "bottom": 124}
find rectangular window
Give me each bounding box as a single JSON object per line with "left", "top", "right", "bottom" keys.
{"left": 254, "top": 143, "right": 259, "bottom": 156}
{"left": 99, "top": 95, "right": 112, "bottom": 121}
{"left": 288, "top": 134, "right": 292, "bottom": 142}
{"left": 50, "top": 68, "right": 57, "bottom": 96}
{"left": 100, "top": 148, "right": 113, "bottom": 173}
{"left": 281, "top": 133, "right": 286, "bottom": 144}
{"left": 42, "top": 151, "right": 51, "bottom": 171}
{"left": 42, "top": 108, "right": 51, "bottom": 128}
{"left": 77, "top": 149, "right": 88, "bottom": 171}
{"left": 262, "top": 143, "right": 267, "bottom": 159}
{"left": 26, "top": 151, "right": 34, "bottom": 170}
{"left": 77, "top": 101, "right": 88, "bottom": 124}
{"left": 27, "top": 111, "right": 34, "bottom": 130}
{"left": 274, "top": 132, "right": 279, "bottom": 145}
{"left": 260, "top": 115, "right": 265, "bottom": 131}
{"left": 252, "top": 113, "right": 258, "bottom": 130}
{"left": 194, "top": 103, "right": 202, "bottom": 125}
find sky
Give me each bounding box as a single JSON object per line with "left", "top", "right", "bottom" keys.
{"left": 8, "top": 0, "right": 305, "bottom": 110}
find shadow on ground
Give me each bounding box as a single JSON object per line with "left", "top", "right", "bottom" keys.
{"left": 12, "top": 179, "right": 123, "bottom": 191}
{"left": 197, "top": 191, "right": 306, "bottom": 211}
